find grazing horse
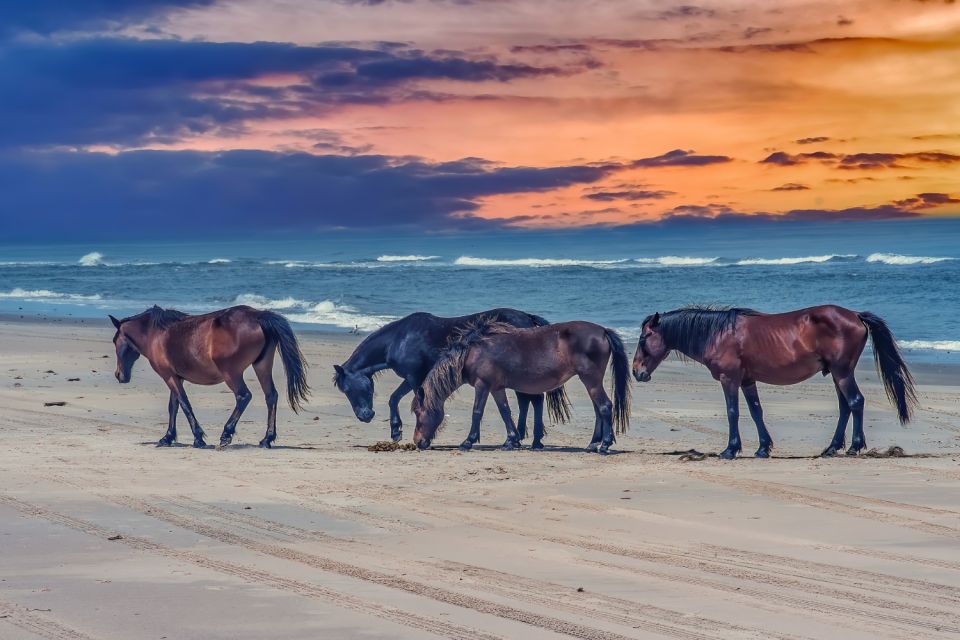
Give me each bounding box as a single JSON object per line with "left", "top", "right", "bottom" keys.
{"left": 412, "top": 319, "right": 630, "bottom": 454}
{"left": 632, "top": 305, "right": 916, "bottom": 459}
{"left": 110, "top": 305, "right": 310, "bottom": 448}
{"left": 333, "top": 309, "right": 570, "bottom": 442}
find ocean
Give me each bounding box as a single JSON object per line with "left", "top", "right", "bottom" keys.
{"left": 1, "top": 218, "right": 958, "bottom": 361}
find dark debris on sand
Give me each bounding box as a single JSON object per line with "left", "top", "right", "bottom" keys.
{"left": 368, "top": 441, "right": 418, "bottom": 452}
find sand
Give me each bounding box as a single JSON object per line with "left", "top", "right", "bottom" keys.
{"left": 1, "top": 317, "right": 959, "bottom": 640}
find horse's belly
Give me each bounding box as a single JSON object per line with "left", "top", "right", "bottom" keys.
{"left": 750, "top": 360, "right": 821, "bottom": 386}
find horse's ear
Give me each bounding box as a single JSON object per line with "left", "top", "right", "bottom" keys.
{"left": 333, "top": 364, "right": 344, "bottom": 376}
{"left": 650, "top": 312, "right": 660, "bottom": 328}
{"left": 109, "top": 315, "right": 121, "bottom": 329}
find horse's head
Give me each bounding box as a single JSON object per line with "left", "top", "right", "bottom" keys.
{"left": 333, "top": 364, "right": 375, "bottom": 422}
{"left": 411, "top": 388, "right": 444, "bottom": 450}
{"left": 110, "top": 314, "right": 141, "bottom": 383}
{"left": 633, "top": 312, "right": 668, "bottom": 382}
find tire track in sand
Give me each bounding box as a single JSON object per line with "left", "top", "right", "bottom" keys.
{"left": 0, "top": 599, "right": 98, "bottom": 640}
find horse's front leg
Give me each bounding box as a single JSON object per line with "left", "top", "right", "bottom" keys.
{"left": 168, "top": 377, "right": 207, "bottom": 448}
{"left": 530, "top": 394, "right": 546, "bottom": 450}
{"left": 388, "top": 380, "right": 413, "bottom": 442}
{"left": 515, "top": 392, "right": 532, "bottom": 441}
{"left": 718, "top": 375, "right": 742, "bottom": 459}
{"left": 742, "top": 382, "right": 773, "bottom": 458}
{"left": 492, "top": 388, "right": 521, "bottom": 450}
{"left": 217, "top": 374, "right": 252, "bottom": 449}
{"left": 586, "top": 415, "right": 602, "bottom": 452}
{"left": 460, "top": 383, "right": 489, "bottom": 451}
{"left": 157, "top": 389, "right": 179, "bottom": 446}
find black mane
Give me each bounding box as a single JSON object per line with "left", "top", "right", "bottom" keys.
{"left": 644, "top": 306, "right": 756, "bottom": 358}
{"left": 124, "top": 305, "right": 188, "bottom": 330}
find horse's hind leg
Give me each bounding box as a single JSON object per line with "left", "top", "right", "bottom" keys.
{"left": 515, "top": 392, "right": 532, "bottom": 441}
{"left": 742, "top": 382, "right": 773, "bottom": 458}
{"left": 167, "top": 377, "right": 206, "bottom": 448}
{"left": 835, "top": 372, "right": 866, "bottom": 455}
{"left": 585, "top": 414, "right": 602, "bottom": 453}
{"left": 718, "top": 375, "right": 743, "bottom": 460}
{"left": 253, "top": 355, "right": 279, "bottom": 448}
{"left": 460, "top": 383, "right": 489, "bottom": 451}
{"left": 492, "top": 388, "right": 521, "bottom": 450}
{"left": 584, "top": 379, "right": 614, "bottom": 455}
{"left": 157, "top": 389, "right": 179, "bottom": 446}
{"left": 218, "top": 372, "right": 253, "bottom": 448}
{"left": 822, "top": 378, "right": 851, "bottom": 456}
{"left": 531, "top": 394, "right": 546, "bottom": 450}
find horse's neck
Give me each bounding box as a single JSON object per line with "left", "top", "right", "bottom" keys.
{"left": 346, "top": 329, "right": 389, "bottom": 373}
{"left": 127, "top": 321, "right": 161, "bottom": 360}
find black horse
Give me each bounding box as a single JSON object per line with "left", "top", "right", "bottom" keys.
{"left": 334, "top": 309, "right": 570, "bottom": 442}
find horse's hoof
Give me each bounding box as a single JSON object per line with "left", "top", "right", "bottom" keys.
{"left": 218, "top": 437, "right": 232, "bottom": 449}
{"left": 718, "top": 448, "right": 739, "bottom": 460}
{"left": 192, "top": 439, "right": 207, "bottom": 449}
{"left": 845, "top": 446, "right": 863, "bottom": 456}
{"left": 258, "top": 439, "right": 273, "bottom": 449}
{"left": 501, "top": 440, "right": 520, "bottom": 451}
{"left": 156, "top": 438, "right": 174, "bottom": 447}
{"left": 458, "top": 441, "right": 474, "bottom": 451}
{"left": 755, "top": 448, "right": 770, "bottom": 458}
{"left": 598, "top": 445, "right": 612, "bottom": 455}
{"left": 530, "top": 441, "right": 544, "bottom": 451}
{"left": 390, "top": 428, "right": 402, "bottom": 443}
{"left": 585, "top": 442, "right": 600, "bottom": 453}
{"left": 820, "top": 445, "right": 841, "bottom": 457}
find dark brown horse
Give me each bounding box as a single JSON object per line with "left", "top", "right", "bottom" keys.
{"left": 632, "top": 305, "right": 916, "bottom": 458}
{"left": 110, "top": 305, "right": 310, "bottom": 448}
{"left": 412, "top": 319, "right": 630, "bottom": 454}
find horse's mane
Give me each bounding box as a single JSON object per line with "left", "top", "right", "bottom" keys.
{"left": 124, "top": 305, "right": 189, "bottom": 330}
{"left": 420, "top": 317, "right": 516, "bottom": 413}
{"left": 644, "top": 305, "right": 756, "bottom": 359}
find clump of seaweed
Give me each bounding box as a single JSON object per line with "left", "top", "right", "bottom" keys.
{"left": 367, "top": 441, "right": 418, "bottom": 452}
{"left": 863, "top": 446, "right": 906, "bottom": 458}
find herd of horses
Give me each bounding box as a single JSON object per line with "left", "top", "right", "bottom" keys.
{"left": 110, "top": 303, "right": 917, "bottom": 458}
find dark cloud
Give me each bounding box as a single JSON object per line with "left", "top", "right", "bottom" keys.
{"left": 631, "top": 149, "right": 732, "bottom": 167}
{"left": 0, "top": 148, "right": 625, "bottom": 239}
{"left": 760, "top": 149, "right": 960, "bottom": 169}
{"left": 583, "top": 189, "right": 674, "bottom": 202}
{"left": 0, "top": 37, "right": 583, "bottom": 148}
{"left": 655, "top": 5, "right": 716, "bottom": 20}
{"left": 0, "top": 1, "right": 215, "bottom": 37}
{"left": 771, "top": 183, "right": 810, "bottom": 191}
{"left": 510, "top": 43, "right": 592, "bottom": 54}
{"left": 743, "top": 27, "right": 773, "bottom": 40}
{"left": 795, "top": 136, "right": 830, "bottom": 144}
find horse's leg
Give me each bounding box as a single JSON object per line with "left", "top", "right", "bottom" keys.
{"left": 835, "top": 372, "right": 866, "bottom": 455}
{"left": 157, "top": 389, "right": 179, "bottom": 446}
{"left": 492, "top": 388, "right": 521, "bottom": 450}
{"left": 253, "top": 356, "right": 279, "bottom": 448}
{"left": 460, "top": 383, "right": 489, "bottom": 451}
{"left": 168, "top": 377, "right": 206, "bottom": 448}
{"left": 515, "top": 392, "right": 531, "bottom": 441}
{"left": 718, "top": 375, "right": 742, "bottom": 460}
{"left": 821, "top": 378, "right": 851, "bottom": 456}
{"left": 217, "top": 372, "right": 253, "bottom": 448}
{"left": 585, "top": 414, "right": 602, "bottom": 453}
{"left": 530, "top": 394, "right": 546, "bottom": 450}
{"left": 388, "top": 380, "right": 413, "bottom": 442}
{"left": 585, "top": 381, "right": 614, "bottom": 455}
{"left": 742, "top": 382, "right": 773, "bottom": 458}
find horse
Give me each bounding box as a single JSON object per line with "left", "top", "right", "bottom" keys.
{"left": 333, "top": 308, "right": 571, "bottom": 443}
{"left": 631, "top": 305, "right": 917, "bottom": 459}
{"left": 110, "top": 305, "right": 310, "bottom": 449}
{"left": 412, "top": 319, "right": 630, "bottom": 454}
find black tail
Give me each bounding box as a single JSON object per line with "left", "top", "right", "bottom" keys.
{"left": 858, "top": 312, "right": 917, "bottom": 424}
{"left": 604, "top": 328, "right": 631, "bottom": 435}
{"left": 525, "top": 312, "right": 572, "bottom": 424}
{"left": 259, "top": 311, "right": 310, "bottom": 413}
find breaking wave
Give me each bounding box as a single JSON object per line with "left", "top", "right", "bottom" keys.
{"left": 0, "top": 288, "right": 102, "bottom": 301}
{"left": 233, "top": 294, "right": 394, "bottom": 331}
{"left": 454, "top": 256, "right": 630, "bottom": 268}
{"left": 899, "top": 340, "right": 960, "bottom": 352}
{"left": 376, "top": 255, "right": 440, "bottom": 262}
{"left": 79, "top": 251, "right": 106, "bottom": 266}
{"left": 866, "top": 253, "right": 954, "bottom": 265}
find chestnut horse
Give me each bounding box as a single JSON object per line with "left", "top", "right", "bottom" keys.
{"left": 413, "top": 319, "right": 630, "bottom": 454}
{"left": 110, "top": 305, "right": 310, "bottom": 448}
{"left": 632, "top": 305, "right": 916, "bottom": 458}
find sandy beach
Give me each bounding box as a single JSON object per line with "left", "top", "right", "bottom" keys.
{"left": 1, "top": 316, "right": 959, "bottom": 640}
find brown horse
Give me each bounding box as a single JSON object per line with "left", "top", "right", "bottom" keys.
{"left": 632, "top": 305, "right": 916, "bottom": 459}
{"left": 110, "top": 305, "right": 310, "bottom": 448}
{"left": 412, "top": 319, "right": 630, "bottom": 454}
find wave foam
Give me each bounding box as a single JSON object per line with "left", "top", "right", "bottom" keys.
{"left": 79, "top": 251, "right": 105, "bottom": 266}
{"left": 455, "top": 256, "right": 628, "bottom": 268}
{"left": 866, "top": 253, "right": 954, "bottom": 265}
{"left": 377, "top": 255, "right": 439, "bottom": 262}
{"left": 208, "top": 258, "right": 232, "bottom": 264}
{"left": 735, "top": 254, "right": 854, "bottom": 266}
{"left": 900, "top": 340, "right": 960, "bottom": 352}
{"left": 0, "top": 288, "right": 102, "bottom": 301}
{"left": 233, "top": 294, "right": 393, "bottom": 331}
{"left": 635, "top": 256, "right": 719, "bottom": 266}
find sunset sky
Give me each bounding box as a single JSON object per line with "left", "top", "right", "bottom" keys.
{"left": 2, "top": 0, "right": 960, "bottom": 237}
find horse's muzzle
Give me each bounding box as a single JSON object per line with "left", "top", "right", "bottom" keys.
{"left": 356, "top": 408, "right": 374, "bottom": 423}
{"left": 415, "top": 438, "right": 432, "bottom": 450}
{"left": 115, "top": 371, "right": 130, "bottom": 384}
{"left": 634, "top": 370, "right": 651, "bottom": 382}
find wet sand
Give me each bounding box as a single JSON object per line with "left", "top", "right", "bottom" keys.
{"left": 1, "top": 318, "right": 959, "bottom": 639}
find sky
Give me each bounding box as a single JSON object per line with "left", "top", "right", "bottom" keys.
{"left": 1, "top": 0, "right": 959, "bottom": 238}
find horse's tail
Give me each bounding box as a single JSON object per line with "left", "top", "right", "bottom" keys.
{"left": 604, "top": 328, "right": 631, "bottom": 435}
{"left": 522, "top": 312, "right": 573, "bottom": 424}
{"left": 858, "top": 311, "right": 917, "bottom": 424}
{"left": 258, "top": 311, "right": 311, "bottom": 413}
